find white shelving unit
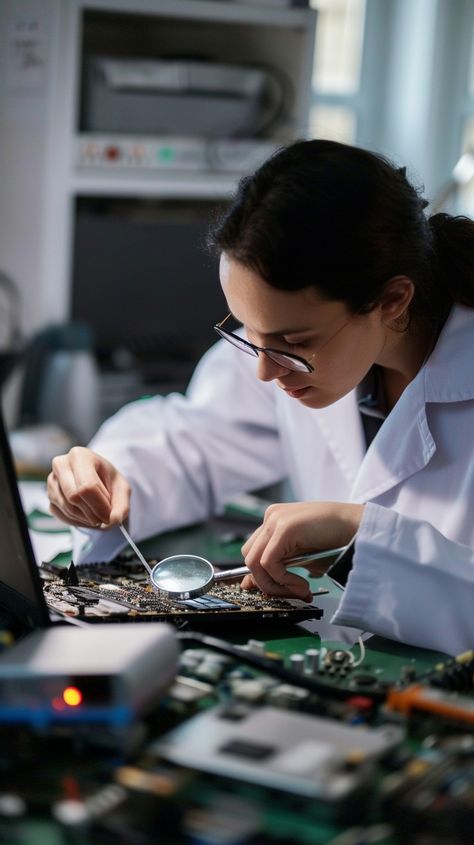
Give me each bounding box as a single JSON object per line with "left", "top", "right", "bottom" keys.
{"left": 0, "top": 0, "right": 316, "bottom": 412}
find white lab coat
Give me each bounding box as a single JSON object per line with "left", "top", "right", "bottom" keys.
{"left": 82, "top": 304, "right": 474, "bottom": 655}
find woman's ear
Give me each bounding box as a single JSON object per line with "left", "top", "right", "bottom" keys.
{"left": 379, "top": 276, "right": 415, "bottom": 325}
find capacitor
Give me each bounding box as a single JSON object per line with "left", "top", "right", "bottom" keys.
{"left": 289, "top": 653, "right": 305, "bottom": 674}
{"left": 246, "top": 639, "right": 266, "bottom": 655}
{"left": 195, "top": 660, "right": 224, "bottom": 684}
{"left": 304, "top": 648, "right": 320, "bottom": 674}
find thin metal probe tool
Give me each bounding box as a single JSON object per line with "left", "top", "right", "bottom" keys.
{"left": 119, "top": 523, "right": 155, "bottom": 579}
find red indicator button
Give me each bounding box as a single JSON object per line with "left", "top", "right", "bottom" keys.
{"left": 104, "top": 146, "right": 121, "bottom": 161}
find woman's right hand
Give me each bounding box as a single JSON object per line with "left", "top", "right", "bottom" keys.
{"left": 47, "top": 447, "right": 131, "bottom": 529}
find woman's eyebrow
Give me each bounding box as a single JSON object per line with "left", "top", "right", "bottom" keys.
{"left": 261, "top": 326, "right": 316, "bottom": 338}
{"left": 232, "top": 314, "right": 316, "bottom": 338}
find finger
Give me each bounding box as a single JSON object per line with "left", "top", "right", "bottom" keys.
{"left": 51, "top": 451, "right": 109, "bottom": 502}
{"left": 245, "top": 545, "right": 292, "bottom": 587}
{"left": 66, "top": 448, "right": 112, "bottom": 500}
{"left": 60, "top": 453, "right": 113, "bottom": 524}
{"left": 48, "top": 479, "right": 103, "bottom": 528}
{"left": 240, "top": 574, "right": 258, "bottom": 591}
{"left": 242, "top": 511, "right": 299, "bottom": 578}
{"left": 240, "top": 571, "right": 312, "bottom": 601}
{"left": 49, "top": 503, "right": 101, "bottom": 530}
{"left": 241, "top": 523, "right": 268, "bottom": 558}
{"left": 256, "top": 514, "right": 304, "bottom": 567}
{"left": 71, "top": 450, "right": 115, "bottom": 522}
{"left": 242, "top": 522, "right": 280, "bottom": 570}
{"left": 108, "top": 474, "right": 131, "bottom": 525}
{"left": 47, "top": 473, "right": 104, "bottom": 528}
{"left": 243, "top": 552, "right": 307, "bottom": 598}
{"left": 279, "top": 571, "right": 313, "bottom": 600}
{"left": 244, "top": 503, "right": 324, "bottom": 568}
{"left": 54, "top": 466, "right": 109, "bottom": 526}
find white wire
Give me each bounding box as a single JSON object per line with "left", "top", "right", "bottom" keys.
{"left": 351, "top": 635, "right": 366, "bottom": 668}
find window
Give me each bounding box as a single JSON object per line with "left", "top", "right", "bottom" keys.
{"left": 458, "top": 25, "right": 474, "bottom": 216}
{"left": 309, "top": 0, "right": 366, "bottom": 144}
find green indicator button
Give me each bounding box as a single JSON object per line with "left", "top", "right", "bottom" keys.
{"left": 158, "top": 147, "right": 175, "bottom": 162}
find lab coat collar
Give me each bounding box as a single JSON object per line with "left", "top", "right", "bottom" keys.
{"left": 348, "top": 368, "right": 436, "bottom": 502}
{"left": 322, "top": 305, "right": 474, "bottom": 503}
{"left": 423, "top": 304, "right": 474, "bottom": 403}
{"left": 311, "top": 391, "right": 366, "bottom": 488}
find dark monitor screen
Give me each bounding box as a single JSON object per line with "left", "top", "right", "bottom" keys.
{"left": 0, "top": 412, "right": 49, "bottom": 630}
{"left": 71, "top": 197, "right": 228, "bottom": 375}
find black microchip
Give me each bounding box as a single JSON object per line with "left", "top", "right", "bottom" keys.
{"left": 351, "top": 673, "right": 377, "bottom": 686}
{"left": 219, "top": 739, "right": 275, "bottom": 761}
{"left": 218, "top": 703, "right": 250, "bottom": 722}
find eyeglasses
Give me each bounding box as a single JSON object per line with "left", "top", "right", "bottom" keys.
{"left": 213, "top": 313, "right": 315, "bottom": 374}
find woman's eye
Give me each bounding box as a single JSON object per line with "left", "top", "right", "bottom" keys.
{"left": 285, "top": 338, "right": 312, "bottom": 350}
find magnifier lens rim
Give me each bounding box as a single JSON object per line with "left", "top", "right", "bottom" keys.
{"left": 151, "top": 554, "right": 215, "bottom": 599}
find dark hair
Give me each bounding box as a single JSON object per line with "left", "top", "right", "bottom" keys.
{"left": 208, "top": 140, "right": 474, "bottom": 326}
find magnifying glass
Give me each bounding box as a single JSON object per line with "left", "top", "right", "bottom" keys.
{"left": 119, "top": 524, "right": 346, "bottom": 601}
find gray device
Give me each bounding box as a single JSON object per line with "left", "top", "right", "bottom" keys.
{"left": 0, "top": 623, "right": 178, "bottom": 726}
{"left": 152, "top": 704, "right": 404, "bottom": 801}
{"left": 84, "top": 58, "right": 275, "bottom": 138}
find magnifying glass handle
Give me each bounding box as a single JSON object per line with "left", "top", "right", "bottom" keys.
{"left": 214, "top": 545, "right": 347, "bottom": 582}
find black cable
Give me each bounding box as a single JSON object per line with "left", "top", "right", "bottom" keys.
{"left": 177, "top": 630, "right": 387, "bottom": 703}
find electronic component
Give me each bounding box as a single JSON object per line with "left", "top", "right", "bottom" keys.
{"left": 320, "top": 646, "right": 364, "bottom": 676}
{"left": 152, "top": 704, "right": 404, "bottom": 802}
{"left": 426, "top": 650, "right": 474, "bottom": 692}
{"left": 387, "top": 684, "right": 474, "bottom": 725}
{"left": 0, "top": 623, "right": 178, "bottom": 726}
{"left": 42, "top": 571, "right": 322, "bottom": 628}
{"left": 383, "top": 744, "right": 474, "bottom": 842}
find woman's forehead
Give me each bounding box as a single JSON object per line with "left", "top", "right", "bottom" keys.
{"left": 219, "top": 254, "right": 347, "bottom": 332}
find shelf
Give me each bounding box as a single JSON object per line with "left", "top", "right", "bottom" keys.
{"left": 69, "top": 171, "right": 237, "bottom": 198}
{"left": 0, "top": 0, "right": 315, "bottom": 338}
{"left": 78, "top": 0, "right": 314, "bottom": 29}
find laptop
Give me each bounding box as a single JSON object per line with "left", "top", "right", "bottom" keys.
{"left": 0, "top": 409, "right": 322, "bottom": 631}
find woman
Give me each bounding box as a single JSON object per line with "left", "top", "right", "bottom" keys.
{"left": 48, "top": 140, "right": 474, "bottom": 654}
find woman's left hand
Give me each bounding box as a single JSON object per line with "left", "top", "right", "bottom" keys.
{"left": 241, "top": 501, "right": 365, "bottom": 601}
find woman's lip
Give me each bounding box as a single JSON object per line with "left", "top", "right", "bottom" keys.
{"left": 282, "top": 386, "right": 311, "bottom": 398}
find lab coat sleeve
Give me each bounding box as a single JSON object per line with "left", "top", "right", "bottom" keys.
{"left": 76, "top": 339, "right": 285, "bottom": 561}
{"left": 331, "top": 502, "right": 474, "bottom": 655}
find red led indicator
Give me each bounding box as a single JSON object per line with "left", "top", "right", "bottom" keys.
{"left": 105, "top": 145, "right": 121, "bottom": 160}
{"left": 62, "top": 687, "right": 83, "bottom": 707}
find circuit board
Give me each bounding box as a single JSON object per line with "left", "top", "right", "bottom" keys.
{"left": 2, "top": 630, "right": 472, "bottom": 845}
{"left": 5, "top": 561, "right": 470, "bottom": 845}
{"left": 40, "top": 559, "right": 324, "bottom": 628}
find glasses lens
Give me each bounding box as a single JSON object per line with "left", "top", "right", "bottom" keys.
{"left": 265, "top": 351, "right": 312, "bottom": 373}
{"left": 214, "top": 325, "right": 313, "bottom": 372}
{"left": 214, "top": 327, "right": 258, "bottom": 358}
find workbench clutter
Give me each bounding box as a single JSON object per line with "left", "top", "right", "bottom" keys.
{"left": 1, "top": 402, "right": 473, "bottom": 842}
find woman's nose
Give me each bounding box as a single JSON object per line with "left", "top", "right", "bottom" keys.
{"left": 256, "top": 352, "right": 291, "bottom": 382}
